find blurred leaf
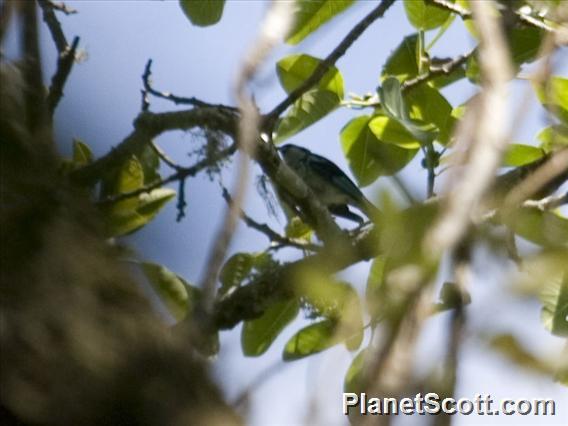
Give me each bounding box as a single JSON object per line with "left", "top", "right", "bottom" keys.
{"left": 275, "top": 90, "right": 340, "bottom": 142}
{"left": 381, "top": 34, "right": 419, "bottom": 83}
{"left": 503, "top": 144, "right": 545, "bottom": 167}
{"left": 276, "top": 54, "right": 343, "bottom": 96}
{"left": 533, "top": 76, "right": 568, "bottom": 125}
{"left": 540, "top": 273, "right": 568, "bottom": 337}
{"left": 366, "top": 256, "right": 388, "bottom": 320}
{"left": 405, "top": 84, "right": 455, "bottom": 145}
{"left": 344, "top": 348, "right": 368, "bottom": 394}
{"left": 505, "top": 207, "right": 568, "bottom": 248}
{"left": 489, "top": 334, "right": 555, "bottom": 376}
{"left": 275, "top": 54, "right": 344, "bottom": 142}
{"left": 285, "top": 216, "right": 313, "bottom": 240}
{"left": 141, "top": 262, "right": 195, "bottom": 322}
{"left": 340, "top": 115, "right": 417, "bottom": 186}
{"left": 538, "top": 125, "right": 568, "bottom": 153}
{"left": 242, "top": 299, "right": 300, "bottom": 356}
{"left": 286, "top": 0, "right": 355, "bottom": 45}
{"left": 72, "top": 139, "right": 93, "bottom": 167}
{"left": 433, "top": 281, "right": 471, "bottom": 313}
{"left": 369, "top": 115, "right": 420, "bottom": 149}
{"left": 179, "top": 0, "right": 225, "bottom": 27}
{"left": 283, "top": 319, "right": 338, "bottom": 360}
{"left": 219, "top": 253, "right": 256, "bottom": 293}
{"left": 403, "top": 0, "right": 452, "bottom": 30}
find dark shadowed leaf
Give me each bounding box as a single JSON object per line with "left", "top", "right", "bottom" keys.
{"left": 382, "top": 34, "right": 419, "bottom": 83}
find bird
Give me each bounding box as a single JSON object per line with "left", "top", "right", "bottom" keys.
{"left": 277, "top": 144, "right": 380, "bottom": 224}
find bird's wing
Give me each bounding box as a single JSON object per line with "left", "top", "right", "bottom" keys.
{"left": 306, "top": 152, "right": 365, "bottom": 204}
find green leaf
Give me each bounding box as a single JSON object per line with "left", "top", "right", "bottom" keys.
{"left": 489, "top": 334, "right": 556, "bottom": 376}
{"left": 540, "top": 273, "right": 568, "bottom": 337}
{"left": 285, "top": 216, "right": 313, "bottom": 240}
{"left": 242, "top": 299, "right": 300, "bottom": 356}
{"left": 366, "top": 256, "right": 388, "bottom": 321}
{"left": 286, "top": 0, "right": 355, "bottom": 45}
{"left": 219, "top": 253, "right": 256, "bottom": 293}
{"left": 102, "top": 188, "right": 176, "bottom": 237}
{"left": 344, "top": 348, "right": 368, "bottom": 394}
{"left": 274, "top": 54, "right": 344, "bottom": 141}
{"left": 141, "top": 262, "right": 194, "bottom": 322}
{"left": 179, "top": 0, "right": 225, "bottom": 27}
{"left": 382, "top": 34, "right": 419, "bottom": 83}
{"left": 340, "top": 115, "right": 418, "bottom": 186}
{"left": 369, "top": 115, "right": 420, "bottom": 149}
{"left": 403, "top": 0, "right": 452, "bottom": 31}
{"left": 503, "top": 144, "right": 545, "bottom": 167}
{"left": 405, "top": 84, "right": 455, "bottom": 145}
{"left": 379, "top": 77, "right": 439, "bottom": 144}
{"left": 506, "top": 207, "right": 568, "bottom": 248}
{"left": 509, "top": 27, "right": 544, "bottom": 66}
{"left": 533, "top": 76, "right": 568, "bottom": 125}
{"left": 276, "top": 54, "right": 343, "bottom": 96}
{"left": 116, "top": 155, "right": 144, "bottom": 195}
{"left": 275, "top": 90, "right": 340, "bottom": 143}
{"left": 283, "top": 319, "right": 338, "bottom": 360}
{"left": 72, "top": 139, "right": 93, "bottom": 167}
{"left": 538, "top": 125, "right": 568, "bottom": 153}
{"left": 139, "top": 144, "right": 161, "bottom": 184}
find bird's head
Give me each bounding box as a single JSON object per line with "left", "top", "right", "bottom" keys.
{"left": 278, "top": 144, "right": 310, "bottom": 167}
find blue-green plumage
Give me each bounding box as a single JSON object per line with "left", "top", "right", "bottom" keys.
{"left": 277, "top": 144, "right": 379, "bottom": 223}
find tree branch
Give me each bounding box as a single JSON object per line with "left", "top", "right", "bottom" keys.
{"left": 46, "top": 35, "right": 79, "bottom": 114}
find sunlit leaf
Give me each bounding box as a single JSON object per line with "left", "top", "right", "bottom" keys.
{"left": 72, "top": 139, "right": 93, "bottom": 167}
{"left": 540, "top": 273, "right": 568, "bottom": 337}
{"left": 403, "top": 0, "right": 452, "bottom": 30}
{"left": 141, "top": 261, "right": 194, "bottom": 322}
{"left": 286, "top": 0, "right": 355, "bottom": 45}
{"left": 276, "top": 54, "right": 343, "bottom": 96}
{"left": 382, "top": 34, "right": 419, "bottom": 83}
{"left": 242, "top": 299, "right": 300, "bottom": 356}
{"left": 275, "top": 90, "right": 340, "bottom": 142}
{"left": 533, "top": 76, "right": 568, "bottom": 125}
{"left": 503, "top": 144, "right": 545, "bottom": 167}
{"left": 538, "top": 125, "right": 568, "bottom": 153}
{"left": 219, "top": 253, "right": 256, "bottom": 293}
{"left": 179, "top": 0, "right": 225, "bottom": 27}
{"left": 340, "top": 115, "right": 418, "bottom": 186}
{"left": 369, "top": 115, "right": 420, "bottom": 149}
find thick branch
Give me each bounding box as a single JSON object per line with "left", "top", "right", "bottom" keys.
{"left": 70, "top": 107, "right": 238, "bottom": 186}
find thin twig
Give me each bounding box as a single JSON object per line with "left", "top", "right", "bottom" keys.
{"left": 46, "top": 36, "right": 79, "bottom": 114}
{"left": 427, "top": 0, "right": 559, "bottom": 34}
{"left": 46, "top": 0, "right": 77, "bottom": 15}
{"left": 150, "top": 140, "right": 183, "bottom": 171}
{"left": 401, "top": 48, "right": 475, "bottom": 92}
{"left": 265, "top": 0, "right": 396, "bottom": 126}
{"left": 142, "top": 59, "right": 238, "bottom": 111}
{"left": 97, "top": 142, "right": 238, "bottom": 205}
{"left": 523, "top": 192, "right": 568, "bottom": 211}
{"left": 37, "top": 0, "right": 68, "bottom": 53}
{"left": 222, "top": 188, "right": 320, "bottom": 252}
